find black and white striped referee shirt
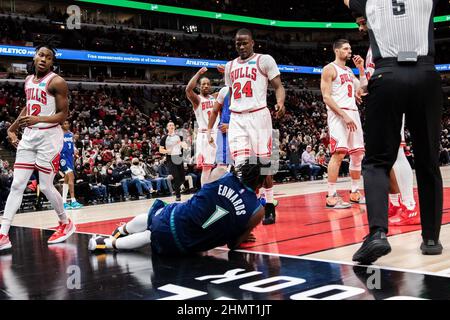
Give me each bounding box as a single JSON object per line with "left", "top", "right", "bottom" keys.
{"left": 349, "top": 0, "right": 439, "bottom": 63}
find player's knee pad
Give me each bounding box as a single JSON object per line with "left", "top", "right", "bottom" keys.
{"left": 349, "top": 151, "right": 365, "bottom": 171}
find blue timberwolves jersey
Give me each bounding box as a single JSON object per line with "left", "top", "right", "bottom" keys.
{"left": 159, "top": 173, "right": 261, "bottom": 253}
{"left": 61, "top": 132, "right": 74, "bottom": 157}
{"left": 219, "top": 88, "right": 231, "bottom": 125}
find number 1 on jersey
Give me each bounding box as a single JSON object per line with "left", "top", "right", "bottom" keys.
{"left": 233, "top": 81, "right": 253, "bottom": 99}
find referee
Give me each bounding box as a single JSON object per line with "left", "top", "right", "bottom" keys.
{"left": 159, "top": 121, "right": 187, "bottom": 202}
{"left": 344, "top": 0, "right": 444, "bottom": 263}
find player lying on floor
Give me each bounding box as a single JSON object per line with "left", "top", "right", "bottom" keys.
{"left": 88, "top": 159, "right": 268, "bottom": 255}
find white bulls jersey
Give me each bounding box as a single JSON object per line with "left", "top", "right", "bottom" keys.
{"left": 194, "top": 94, "right": 218, "bottom": 130}
{"left": 365, "top": 48, "right": 375, "bottom": 80}
{"left": 224, "top": 53, "right": 280, "bottom": 113}
{"left": 327, "top": 62, "right": 358, "bottom": 112}
{"left": 24, "top": 72, "right": 58, "bottom": 129}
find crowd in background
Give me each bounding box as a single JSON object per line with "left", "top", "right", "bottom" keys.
{"left": 1, "top": 14, "right": 449, "bottom": 68}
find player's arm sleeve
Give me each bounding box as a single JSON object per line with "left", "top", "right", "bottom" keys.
{"left": 349, "top": 0, "right": 367, "bottom": 16}
{"left": 260, "top": 55, "right": 280, "bottom": 81}
{"left": 160, "top": 136, "right": 167, "bottom": 148}
{"left": 224, "top": 62, "right": 232, "bottom": 87}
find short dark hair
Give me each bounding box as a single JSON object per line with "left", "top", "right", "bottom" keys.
{"left": 236, "top": 28, "right": 253, "bottom": 39}
{"left": 35, "top": 44, "right": 57, "bottom": 60}
{"left": 236, "top": 158, "right": 270, "bottom": 191}
{"left": 333, "top": 39, "right": 350, "bottom": 51}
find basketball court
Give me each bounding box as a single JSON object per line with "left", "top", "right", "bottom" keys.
{"left": 2, "top": 166, "right": 450, "bottom": 300}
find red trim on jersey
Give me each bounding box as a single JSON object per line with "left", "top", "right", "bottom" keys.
{"left": 14, "top": 164, "right": 35, "bottom": 170}
{"left": 31, "top": 71, "right": 54, "bottom": 84}
{"left": 256, "top": 54, "right": 268, "bottom": 78}
{"left": 400, "top": 142, "right": 406, "bottom": 147}
{"left": 27, "top": 124, "right": 60, "bottom": 130}
{"left": 348, "top": 148, "right": 365, "bottom": 154}
{"left": 50, "top": 152, "right": 61, "bottom": 173}
{"left": 201, "top": 164, "right": 215, "bottom": 168}
{"left": 14, "top": 162, "right": 35, "bottom": 167}
{"left": 341, "top": 107, "right": 359, "bottom": 111}
{"left": 334, "top": 147, "right": 349, "bottom": 154}
{"left": 256, "top": 152, "right": 272, "bottom": 157}
{"left": 237, "top": 53, "right": 256, "bottom": 64}
{"left": 35, "top": 164, "right": 52, "bottom": 174}
{"left": 231, "top": 106, "right": 267, "bottom": 114}
{"left": 44, "top": 73, "right": 58, "bottom": 97}
{"left": 332, "top": 62, "right": 348, "bottom": 71}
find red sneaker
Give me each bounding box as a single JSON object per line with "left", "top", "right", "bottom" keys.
{"left": 0, "top": 234, "right": 12, "bottom": 251}
{"left": 48, "top": 219, "right": 76, "bottom": 244}
{"left": 388, "top": 201, "right": 402, "bottom": 218}
{"left": 389, "top": 204, "right": 421, "bottom": 226}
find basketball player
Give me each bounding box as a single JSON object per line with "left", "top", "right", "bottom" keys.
{"left": 223, "top": 28, "right": 285, "bottom": 225}
{"left": 60, "top": 120, "right": 83, "bottom": 210}
{"left": 185, "top": 67, "right": 219, "bottom": 186}
{"left": 88, "top": 160, "right": 267, "bottom": 254}
{"left": 0, "top": 44, "right": 75, "bottom": 250}
{"left": 354, "top": 14, "right": 419, "bottom": 226}
{"left": 320, "top": 39, "right": 366, "bottom": 209}
{"left": 207, "top": 85, "right": 233, "bottom": 167}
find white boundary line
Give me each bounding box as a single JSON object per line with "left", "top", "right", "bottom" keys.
{"left": 215, "top": 247, "right": 450, "bottom": 279}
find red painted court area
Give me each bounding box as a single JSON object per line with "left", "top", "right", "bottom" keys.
{"left": 74, "top": 188, "right": 450, "bottom": 256}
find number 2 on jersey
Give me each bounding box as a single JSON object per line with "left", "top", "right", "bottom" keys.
{"left": 233, "top": 81, "right": 253, "bottom": 99}
{"left": 28, "top": 103, "right": 41, "bottom": 116}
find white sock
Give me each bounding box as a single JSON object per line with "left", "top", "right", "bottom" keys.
{"left": 125, "top": 214, "right": 149, "bottom": 234}
{"left": 328, "top": 182, "right": 337, "bottom": 197}
{"left": 389, "top": 193, "right": 400, "bottom": 206}
{"left": 351, "top": 179, "right": 360, "bottom": 193}
{"left": 265, "top": 187, "right": 274, "bottom": 203}
{"left": 114, "top": 231, "right": 151, "bottom": 250}
{"left": 392, "top": 147, "right": 416, "bottom": 209}
{"left": 62, "top": 184, "right": 69, "bottom": 204}
{"left": 39, "top": 171, "right": 68, "bottom": 224}
{"left": 0, "top": 168, "right": 34, "bottom": 235}
{"left": 71, "top": 198, "right": 77, "bottom": 203}
{"left": 201, "top": 168, "right": 212, "bottom": 186}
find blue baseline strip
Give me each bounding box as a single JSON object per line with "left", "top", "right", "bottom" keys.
{"left": 1, "top": 45, "right": 448, "bottom": 75}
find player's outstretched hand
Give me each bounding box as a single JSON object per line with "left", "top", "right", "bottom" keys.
{"left": 216, "top": 64, "right": 225, "bottom": 74}
{"left": 7, "top": 131, "right": 20, "bottom": 148}
{"left": 219, "top": 123, "right": 228, "bottom": 133}
{"left": 243, "top": 232, "right": 257, "bottom": 243}
{"left": 355, "top": 87, "right": 368, "bottom": 105}
{"left": 341, "top": 112, "right": 357, "bottom": 132}
{"left": 275, "top": 104, "right": 285, "bottom": 119}
{"left": 198, "top": 67, "right": 208, "bottom": 75}
{"left": 207, "top": 132, "right": 216, "bottom": 148}
{"left": 19, "top": 115, "right": 39, "bottom": 127}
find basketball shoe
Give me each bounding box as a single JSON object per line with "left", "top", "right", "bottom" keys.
{"left": 389, "top": 203, "right": 420, "bottom": 226}
{"left": 0, "top": 234, "right": 12, "bottom": 251}
{"left": 352, "top": 229, "right": 391, "bottom": 264}
{"left": 112, "top": 223, "right": 128, "bottom": 239}
{"left": 388, "top": 201, "right": 402, "bottom": 218}
{"left": 88, "top": 235, "right": 109, "bottom": 251}
{"left": 70, "top": 201, "right": 84, "bottom": 209}
{"left": 48, "top": 219, "right": 76, "bottom": 244}
{"left": 326, "top": 193, "right": 351, "bottom": 209}
{"left": 349, "top": 190, "right": 366, "bottom": 204}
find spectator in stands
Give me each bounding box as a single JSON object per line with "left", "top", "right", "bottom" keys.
{"left": 113, "top": 159, "right": 145, "bottom": 201}
{"left": 131, "top": 158, "right": 153, "bottom": 198}
{"left": 301, "top": 145, "right": 322, "bottom": 180}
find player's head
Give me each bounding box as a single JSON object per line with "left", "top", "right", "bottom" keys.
{"left": 235, "top": 28, "right": 255, "bottom": 60}
{"left": 352, "top": 12, "right": 368, "bottom": 34}
{"left": 199, "top": 77, "right": 211, "bottom": 95}
{"left": 237, "top": 159, "right": 270, "bottom": 193}
{"left": 333, "top": 39, "right": 352, "bottom": 62}
{"left": 33, "top": 44, "right": 57, "bottom": 74}
{"left": 62, "top": 120, "right": 71, "bottom": 131}
{"left": 167, "top": 121, "right": 175, "bottom": 134}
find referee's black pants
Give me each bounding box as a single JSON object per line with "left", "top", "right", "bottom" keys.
{"left": 167, "top": 157, "right": 185, "bottom": 198}
{"left": 363, "top": 57, "right": 444, "bottom": 241}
